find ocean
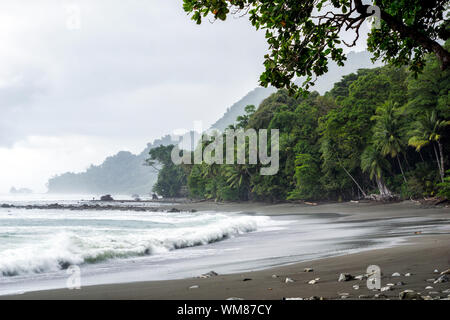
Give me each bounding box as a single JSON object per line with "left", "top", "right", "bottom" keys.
{"left": 1, "top": 194, "right": 449, "bottom": 296}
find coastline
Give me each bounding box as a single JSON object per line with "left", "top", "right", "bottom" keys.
{"left": 1, "top": 201, "right": 449, "bottom": 300}
{"left": 3, "top": 235, "right": 449, "bottom": 300}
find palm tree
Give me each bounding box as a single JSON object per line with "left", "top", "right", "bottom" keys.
{"left": 361, "top": 145, "right": 392, "bottom": 198}
{"left": 371, "top": 102, "right": 408, "bottom": 184}
{"left": 408, "top": 111, "right": 449, "bottom": 182}
{"left": 223, "top": 165, "right": 252, "bottom": 200}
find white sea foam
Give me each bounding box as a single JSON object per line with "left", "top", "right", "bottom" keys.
{"left": 0, "top": 210, "right": 276, "bottom": 277}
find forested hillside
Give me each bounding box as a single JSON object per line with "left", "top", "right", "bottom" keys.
{"left": 211, "top": 51, "right": 380, "bottom": 132}
{"left": 46, "top": 135, "right": 173, "bottom": 195}
{"left": 150, "top": 47, "right": 449, "bottom": 201}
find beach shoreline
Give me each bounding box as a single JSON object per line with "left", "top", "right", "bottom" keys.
{"left": 1, "top": 200, "right": 449, "bottom": 300}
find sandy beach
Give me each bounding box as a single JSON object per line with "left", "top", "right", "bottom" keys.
{"left": 2, "top": 200, "right": 449, "bottom": 300}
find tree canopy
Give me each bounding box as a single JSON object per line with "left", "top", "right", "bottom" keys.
{"left": 183, "top": 0, "right": 450, "bottom": 94}
{"left": 152, "top": 51, "right": 449, "bottom": 201}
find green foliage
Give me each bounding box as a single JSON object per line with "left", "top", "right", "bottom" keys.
{"left": 183, "top": 0, "right": 449, "bottom": 95}
{"left": 147, "top": 145, "right": 188, "bottom": 198}
{"left": 437, "top": 170, "right": 450, "bottom": 199}
{"left": 153, "top": 55, "right": 448, "bottom": 202}
{"left": 288, "top": 154, "right": 322, "bottom": 200}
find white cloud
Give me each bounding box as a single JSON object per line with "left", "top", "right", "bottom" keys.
{"left": 0, "top": 0, "right": 369, "bottom": 193}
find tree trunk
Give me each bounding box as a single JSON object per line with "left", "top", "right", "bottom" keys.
{"left": 438, "top": 140, "right": 445, "bottom": 181}
{"left": 403, "top": 152, "right": 410, "bottom": 169}
{"left": 433, "top": 143, "right": 444, "bottom": 182}
{"left": 376, "top": 176, "right": 392, "bottom": 198}
{"left": 397, "top": 156, "right": 408, "bottom": 184}
{"left": 341, "top": 165, "right": 367, "bottom": 198}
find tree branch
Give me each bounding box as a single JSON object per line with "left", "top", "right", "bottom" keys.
{"left": 353, "top": 0, "right": 450, "bottom": 70}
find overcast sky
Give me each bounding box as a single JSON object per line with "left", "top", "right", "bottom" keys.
{"left": 0, "top": 1, "right": 369, "bottom": 193}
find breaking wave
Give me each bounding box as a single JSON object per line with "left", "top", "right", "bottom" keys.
{"left": 0, "top": 212, "right": 272, "bottom": 277}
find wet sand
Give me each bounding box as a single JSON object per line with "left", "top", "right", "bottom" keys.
{"left": 2, "top": 201, "right": 449, "bottom": 300}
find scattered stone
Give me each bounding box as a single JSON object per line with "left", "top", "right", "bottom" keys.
{"left": 380, "top": 286, "right": 392, "bottom": 292}
{"left": 198, "top": 271, "right": 218, "bottom": 278}
{"left": 434, "top": 275, "right": 449, "bottom": 283}
{"left": 421, "top": 295, "right": 433, "bottom": 300}
{"left": 307, "top": 296, "right": 322, "bottom": 300}
{"left": 100, "top": 194, "right": 114, "bottom": 201}
{"left": 374, "top": 294, "right": 388, "bottom": 299}
{"left": 243, "top": 278, "right": 252, "bottom": 282}
{"left": 285, "top": 277, "right": 294, "bottom": 283}
{"left": 386, "top": 283, "right": 395, "bottom": 287}
{"left": 271, "top": 274, "right": 278, "bottom": 278}
{"left": 442, "top": 289, "right": 450, "bottom": 294}
{"left": 426, "top": 278, "right": 436, "bottom": 283}
{"left": 392, "top": 272, "right": 401, "bottom": 277}
{"left": 399, "top": 290, "right": 423, "bottom": 300}
{"left": 226, "top": 297, "right": 244, "bottom": 300}
{"left": 355, "top": 274, "right": 368, "bottom": 281}
{"left": 396, "top": 281, "right": 405, "bottom": 286}
{"left": 284, "top": 297, "right": 303, "bottom": 300}
{"left": 338, "top": 273, "right": 354, "bottom": 282}
{"left": 358, "top": 295, "right": 370, "bottom": 299}
{"left": 440, "top": 269, "right": 450, "bottom": 275}
{"left": 405, "top": 273, "right": 412, "bottom": 277}
{"left": 428, "top": 291, "right": 440, "bottom": 295}
{"left": 425, "top": 286, "right": 434, "bottom": 290}
{"left": 353, "top": 285, "right": 360, "bottom": 290}
{"left": 303, "top": 268, "right": 314, "bottom": 272}
{"left": 308, "top": 279, "right": 319, "bottom": 285}
{"left": 189, "top": 285, "right": 199, "bottom": 289}
{"left": 434, "top": 269, "right": 439, "bottom": 274}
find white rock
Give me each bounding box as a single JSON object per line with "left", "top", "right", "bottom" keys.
{"left": 392, "top": 272, "right": 401, "bottom": 277}
{"left": 285, "top": 277, "right": 294, "bottom": 283}
{"left": 434, "top": 275, "right": 449, "bottom": 283}
{"left": 271, "top": 274, "right": 278, "bottom": 278}
{"left": 189, "top": 285, "right": 199, "bottom": 289}
{"left": 434, "top": 269, "right": 439, "bottom": 274}
{"left": 381, "top": 286, "right": 392, "bottom": 292}
{"left": 440, "top": 268, "right": 450, "bottom": 275}
{"left": 308, "top": 279, "right": 318, "bottom": 285}
{"left": 405, "top": 273, "right": 412, "bottom": 277}
{"left": 386, "top": 283, "right": 395, "bottom": 286}
{"left": 425, "top": 286, "right": 434, "bottom": 290}
{"left": 338, "top": 273, "right": 354, "bottom": 282}
{"left": 226, "top": 297, "right": 244, "bottom": 300}
{"left": 303, "top": 268, "right": 314, "bottom": 272}
{"left": 353, "top": 285, "right": 360, "bottom": 290}
{"left": 284, "top": 297, "right": 303, "bottom": 300}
